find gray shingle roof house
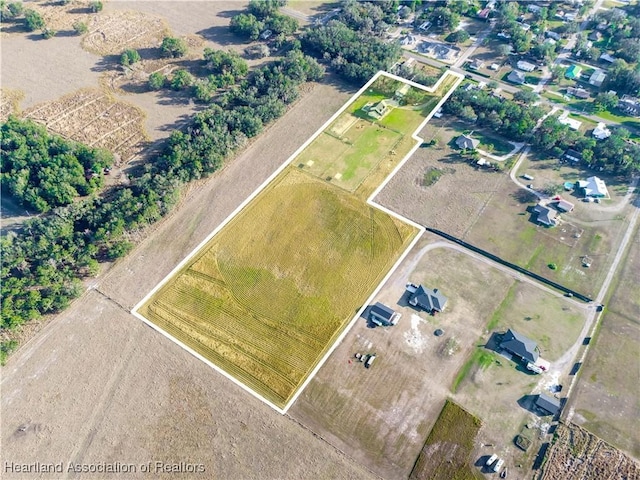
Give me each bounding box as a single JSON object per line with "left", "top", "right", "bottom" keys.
{"left": 535, "top": 394, "right": 561, "bottom": 415}
{"left": 369, "top": 302, "right": 400, "bottom": 326}
{"left": 500, "top": 329, "right": 539, "bottom": 363}
{"left": 508, "top": 70, "right": 526, "bottom": 84}
{"left": 408, "top": 285, "right": 448, "bottom": 312}
{"left": 533, "top": 204, "right": 558, "bottom": 227}
{"left": 455, "top": 134, "right": 480, "bottom": 150}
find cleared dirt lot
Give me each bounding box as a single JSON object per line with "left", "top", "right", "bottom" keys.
{"left": 289, "top": 236, "right": 516, "bottom": 478}
{"left": 375, "top": 116, "right": 507, "bottom": 238}
{"left": 568, "top": 222, "right": 640, "bottom": 458}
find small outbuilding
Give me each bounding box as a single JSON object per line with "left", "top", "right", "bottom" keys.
{"left": 535, "top": 393, "right": 562, "bottom": 416}
{"left": 589, "top": 70, "right": 606, "bottom": 87}
{"left": 555, "top": 199, "right": 575, "bottom": 212}
{"left": 517, "top": 60, "right": 536, "bottom": 72}
{"left": 369, "top": 302, "right": 401, "bottom": 327}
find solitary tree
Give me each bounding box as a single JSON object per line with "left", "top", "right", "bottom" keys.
{"left": 73, "top": 20, "right": 88, "bottom": 34}
{"left": 160, "top": 37, "right": 187, "bottom": 58}
{"left": 24, "top": 9, "right": 45, "bottom": 31}
{"left": 170, "top": 69, "right": 194, "bottom": 90}
{"left": 120, "top": 49, "right": 141, "bottom": 66}
{"left": 148, "top": 72, "right": 166, "bottom": 90}
{"left": 88, "top": 1, "right": 103, "bottom": 13}
{"left": 42, "top": 27, "right": 57, "bottom": 39}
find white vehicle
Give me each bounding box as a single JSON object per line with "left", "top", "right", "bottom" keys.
{"left": 493, "top": 458, "right": 505, "bottom": 473}
{"left": 526, "top": 363, "right": 544, "bottom": 374}
{"left": 365, "top": 354, "right": 376, "bottom": 368}
{"left": 522, "top": 174, "right": 534, "bottom": 181}
{"left": 486, "top": 454, "right": 498, "bottom": 466}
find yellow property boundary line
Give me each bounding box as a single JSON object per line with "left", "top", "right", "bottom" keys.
{"left": 131, "top": 70, "right": 464, "bottom": 414}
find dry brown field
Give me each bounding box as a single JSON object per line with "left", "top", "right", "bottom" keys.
{"left": 375, "top": 116, "right": 507, "bottom": 238}
{"left": 567, "top": 222, "right": 640, "bottom": 459}
{"left": 0, "top": 89, "right": 23, "bottom": 122}
{"left": 22, "top": 89, "right": 147, "bottom": 164}
{"left": 538, "top": 423, "right": 640, "bottom": 480}
{"left": 1, "top": 72, "right": 364, "bottom": 480}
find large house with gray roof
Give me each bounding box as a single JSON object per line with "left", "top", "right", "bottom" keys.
{"left": 500, "top": 329, "right": 539, "bottom": 363}
{"left": 407, "top": 284, "right": 448, "bottom": 313}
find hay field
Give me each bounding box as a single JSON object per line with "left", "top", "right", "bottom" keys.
{"left": 136, "top": 73, "right": 459, "bottom": 409}
{"left": 138, "top": 167, "right": 417, "bottom": 408}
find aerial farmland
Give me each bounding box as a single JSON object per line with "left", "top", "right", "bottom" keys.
{"left": 135, "top": 72, "right": 461, "bottom": 410}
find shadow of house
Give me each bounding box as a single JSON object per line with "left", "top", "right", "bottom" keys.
{"left": 196, "top": 25, "right": 245, "bottom": 46}
{"left": 517, "top": 394, "right": 540, "bottom": 415}
{"left": 484, "top": 332, "right": 504, "bottom": 352}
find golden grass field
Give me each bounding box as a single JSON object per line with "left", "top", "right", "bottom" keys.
{"left": 139, "top": 167, "right": 417, "bottom": 407}
{"left": 137, "top": 74, "right": 457, "bottom": 409}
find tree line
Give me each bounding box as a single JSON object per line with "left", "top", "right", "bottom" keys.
{"left": 1, "top": 48, "right": 324, "bottom": 339}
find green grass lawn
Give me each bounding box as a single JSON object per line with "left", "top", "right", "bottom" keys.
{"left": 595, "top": 109, "right": 640, "bottom": 132}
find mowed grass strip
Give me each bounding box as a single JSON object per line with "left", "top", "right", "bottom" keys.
{"left": 410, "top": 400, "right": 483, "bottom": 480}
{"left": 139, "top": 168, "right": 417, "bottom": 407}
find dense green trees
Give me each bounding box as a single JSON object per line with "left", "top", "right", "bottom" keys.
{"left": 230, "top": 13, "right": 264, "bottom": 41}
{"left": 203, "top": 49, "right": 248, "bottom": 80}
{"left": 443, "top": 88, "right": 545, "bottom": 141}
{"left": 1, "top": 117, "right": 113, "bottom": 212}
{"left": 301, "top": 20, "right": 400, "bottom": 84}
{"left": 531, "top": 116, "right": 640, "bottom": 175}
